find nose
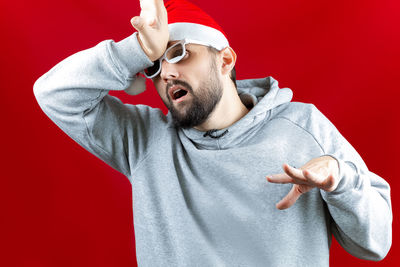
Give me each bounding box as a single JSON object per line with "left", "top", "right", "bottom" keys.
{"left": 160, "top": 59, "right": 179, "bottom": 83}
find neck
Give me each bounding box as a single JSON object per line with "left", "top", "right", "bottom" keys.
{"left": 194, "top": 81, "right": 249, "bottom": 132}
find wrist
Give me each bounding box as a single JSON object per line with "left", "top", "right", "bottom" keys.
{"left": 114, "top": 32, "right": 154, "bottom": 77}
{"left": 136, "top": 33, "right": 154, "bottom": 61}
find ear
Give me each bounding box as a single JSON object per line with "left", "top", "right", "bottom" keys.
{"left": 219, "top": 47, "right": 237, "bottom": 76}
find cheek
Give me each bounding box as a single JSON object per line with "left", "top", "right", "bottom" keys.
{"left": 153, "top": 78, "right": 162, "bottom": 92}
{"left": 198, "top": 61, "right": 214, "bottom": 78}
{"left": 154, "top": 82, "right": 168, "bottom": 101}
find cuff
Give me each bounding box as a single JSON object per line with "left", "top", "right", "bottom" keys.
{"left": 320, "top": 154, "right": 361, "bottom": 198}
{"left": 108, "top": 32, "right": 154, "bottom": 79}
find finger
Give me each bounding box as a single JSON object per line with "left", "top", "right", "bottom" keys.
{"left": 283, "top": 164, "right": 309, "bottom": 184}
{"left": 301, "top": 169, "right": 324, "bottom": 186}
{"left": 266, "top": 172, "right": 311, "bottom": 185}
{"left": 139, "top": 0, "right": 165, "bottom": 25}
{"left": 276, "top": 185, "right": 303, "bottom": 210}
{"left": 140, "top": 0, "right": 164, "bottom": 7}
{"left": 266, "top": 173, "right": 294, "bottom": 184}
{"left": 131, "top": 16, "right": 144, "bottom": 32}
{"left": 320, "top": 174, "right": 338, "bottom": 192}
{"left": 302, "top": 169, "right": 335, "bottom": 190}
{"left": 283, "top": 164, "right": 305, "bottom": 179}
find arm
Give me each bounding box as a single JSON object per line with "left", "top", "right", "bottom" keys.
{"left": 34, "top": 32, "right": 158, "bottom": 178}
{"left": 267, "top": 104, "right": 392, "bottom": 260}
{"left": 33, "top": 0, "right": 169, "bottom": 179}
{"left": 321, "top": 148, "right": 392, "bottom": 261}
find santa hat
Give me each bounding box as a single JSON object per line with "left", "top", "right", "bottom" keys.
{"left": 125, "top": 0, "right": 229, "bottom": 95}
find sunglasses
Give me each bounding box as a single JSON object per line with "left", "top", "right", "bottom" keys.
{"left": 143, "top": 38, "right": 211, "bottom": 79}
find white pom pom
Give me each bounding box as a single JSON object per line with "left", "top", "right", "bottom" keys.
{"left": 124, "top": 74, "right": 147, "bottom": 95}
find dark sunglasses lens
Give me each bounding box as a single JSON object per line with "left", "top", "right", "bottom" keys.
{"left": 144, "top": 60, "right": 160, "bottom": 77}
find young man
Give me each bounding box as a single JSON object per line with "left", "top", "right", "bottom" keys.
{"left": 33, "top": 0, "right": 392, "bottom": 266}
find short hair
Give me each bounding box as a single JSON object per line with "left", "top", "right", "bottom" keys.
{"left": 207, "top": 46, "right": 237, "bottom": 89}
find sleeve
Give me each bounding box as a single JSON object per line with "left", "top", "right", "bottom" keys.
{"left": 33, "top": 32, "right": 166, "bottom": 180}
{"left": 306, "top": 104, "right": 392, "bottom": 261}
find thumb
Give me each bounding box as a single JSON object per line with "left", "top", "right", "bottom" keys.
{"left": 130, "top": 16, "right": 144, "bottom": 32}
{"left": 276, "top": 185, "right": 302, "bottom": 210}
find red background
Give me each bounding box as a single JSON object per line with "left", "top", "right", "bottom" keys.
{"left": 1, "top": 0, "right": 399, "bottom": 266}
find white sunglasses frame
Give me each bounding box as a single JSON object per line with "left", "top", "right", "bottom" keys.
{"left": 142, "top": 38, "right": 212, "bottom": 79}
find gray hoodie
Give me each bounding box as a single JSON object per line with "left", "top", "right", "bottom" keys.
{"left": 33, "top": 32, "right": 392, "bottom": 267}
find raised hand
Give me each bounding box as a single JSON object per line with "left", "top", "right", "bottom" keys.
{"left": 266, "top": 155, "right": 340, "bottom": 210}
{"left": 131, "top": 0, "right": 169, "bottom": 61}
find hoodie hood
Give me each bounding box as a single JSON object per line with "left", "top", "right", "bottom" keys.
{"left": 168, "top": 76, "right": 293, "bottom": 149}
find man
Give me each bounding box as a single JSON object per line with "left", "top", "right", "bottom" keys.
{"left": 33, "top": 0, "right": 392, "bottom": 266}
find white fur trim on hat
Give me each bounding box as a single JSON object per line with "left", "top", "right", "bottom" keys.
{"left": 168, "top": 22, "right": 229, "bottom": 51}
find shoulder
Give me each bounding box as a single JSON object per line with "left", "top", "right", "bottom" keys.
{"left": 269, "top": 101, "right": 338, "bottom": 142}
{"left": 269, "top": 101, "right": 324, "bottom": 128}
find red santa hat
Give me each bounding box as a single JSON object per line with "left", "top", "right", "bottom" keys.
{"left": 166, "top": 0, "right": 229, "bottom": 50}
{"left": 125, "top": 0, "right": 229, "bottom": 95}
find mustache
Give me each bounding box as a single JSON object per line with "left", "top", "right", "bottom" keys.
{"left": 166, "top": 80, "right": 193, "bottom": 96}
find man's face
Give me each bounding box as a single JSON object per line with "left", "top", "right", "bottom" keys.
{"left": 152, "top": 42, "right": 223, "bottom": 129}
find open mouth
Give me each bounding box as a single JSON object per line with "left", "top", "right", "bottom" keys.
{"left": 169, "top": 85, "right": 189, "bottom": 102}
{"left": 173, "top": 88, "right": 188, "bottom": 100}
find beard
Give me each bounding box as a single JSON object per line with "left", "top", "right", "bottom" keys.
{"left": 164, "top": 60, "right": 223, "bottom": 129}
